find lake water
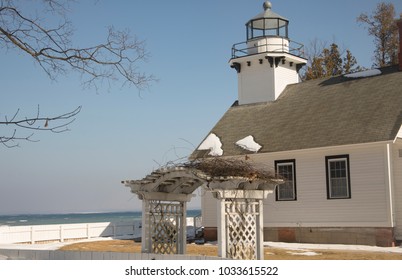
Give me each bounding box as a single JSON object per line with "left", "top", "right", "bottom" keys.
{"left": 0, "top": 209, "right": 201, "bottom": 227}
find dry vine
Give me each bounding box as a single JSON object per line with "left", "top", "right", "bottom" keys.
{"left": 184, "top": 157, "right": 278, "bottom": 182}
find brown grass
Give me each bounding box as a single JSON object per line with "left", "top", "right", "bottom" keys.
{"left": 59, "top": 239, "right": 402, "bottom": 260}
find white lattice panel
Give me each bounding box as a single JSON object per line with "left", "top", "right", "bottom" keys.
{"left": 225, "top": 200, "right": 260, "bottom": 260}
{"left": 146, "top": 201, "right": 184, "bottom": 254}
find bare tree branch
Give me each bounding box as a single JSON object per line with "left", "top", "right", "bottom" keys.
{"left": 0, "top": 105, "right": 81, "bottom": 147}
{"left": 1, "top": 0, "right": 155, "bottom": 146}
{"left": 0, "top": 2, "right": 156, "bottom": 91}
{"left": 0, "top": 129, "right": 38, "bottom": 148}
{"left": 357, "top": 3, "right": 399, "bottom": 67}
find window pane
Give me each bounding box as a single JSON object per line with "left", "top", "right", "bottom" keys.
{"left": 330, "top": 178, "right": 347, "bottom": 197}
{"left": 327, "top": 158, "right": 349, "bottom": 199}
{"left": 253, "top": 28, "right": 264, "bottom": 38}
{"left": 276, "top": 162, "right": 295, "bottom": 200}
{"left": 279, "top": 181, "right": 294, "bottom": 199}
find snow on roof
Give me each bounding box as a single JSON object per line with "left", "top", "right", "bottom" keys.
{"left": 235, "top": 135, "right": 262, "bottom": 152}
{"left": 397, "top": 125, "right": 402, "bottom": 139}
{"left": 344, "top": 69, "right": 382, "bottom": 78}
{"left": 197, "top": 133, "right": 223, "bottom": 156}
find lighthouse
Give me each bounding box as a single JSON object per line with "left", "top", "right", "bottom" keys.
{"left": 230, "top": 1, "right": 307, "bottom": 105}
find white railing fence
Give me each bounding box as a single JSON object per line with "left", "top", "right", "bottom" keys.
{"left": 0, "top": 221, "right": 142, "bottom": 244}
{"left": 0, "top": 217, "right": 201, "bottom": 245}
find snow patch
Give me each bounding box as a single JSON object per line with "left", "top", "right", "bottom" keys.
{"left": 344, "top": 69, "right": 381, "bottom": 78}
{"left": 197, "top": 133, "right": 223, "bottom": 156}
{"left": 235, "top": 135, "right": 262, "bottom": 152}
{"left": 264, "top": 241, "right": 402, "bottom": 254}
{"left": 396, "top": 125, "right": 402, "bottom": 139}
{"left": 288, "top": 250, "right": 321, "bottom": 256}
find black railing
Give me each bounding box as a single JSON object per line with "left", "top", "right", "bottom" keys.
{"left": 231, "top": 37, "right": 305, "bottom": 59}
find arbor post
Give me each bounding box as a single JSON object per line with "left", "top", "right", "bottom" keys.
{"left": 139, "top": 192, "right": 192, "bottom": 255}
{"left": 212, "top": 189, "right": 271, "bottom": 260}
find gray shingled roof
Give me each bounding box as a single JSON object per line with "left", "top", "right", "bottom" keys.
{"left": 191, "top": 66, "right": 402, "bottom": 158}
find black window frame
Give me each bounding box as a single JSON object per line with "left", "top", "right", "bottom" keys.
{"left": 275, "top": 159, "right": 297, "bottom": 201}
{"left": 325, "top": 155, "right": 351, "bottom": 199}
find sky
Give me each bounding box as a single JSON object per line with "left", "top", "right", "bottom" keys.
{"left": 1, "top": 0, "right": 402, "bottom": 215}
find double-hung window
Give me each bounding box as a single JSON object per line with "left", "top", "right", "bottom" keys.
{"left": 325, "top": 155, "right": 351, "bottom": 199}
{"left": 275, "top": 159, "right": 296, "bottom": 201}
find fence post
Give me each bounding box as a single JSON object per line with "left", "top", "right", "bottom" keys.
{"left": 60, "top": 225, "right": 64, "bottom": 242}
{"left": 192, "top": 216, "right": 196, "bottom": 237}
{"left": 30, "top": 226, "right": 35, "bottom": 244}
{"left": 87, "top": 224, "right": 90, "bottom": 239}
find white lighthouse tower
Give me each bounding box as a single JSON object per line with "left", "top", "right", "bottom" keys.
{"left": 230, "top": 1, "right": 307, "bottom": 105}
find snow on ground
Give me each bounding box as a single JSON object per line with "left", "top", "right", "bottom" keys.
{"left": 288, "top": 251, "right": 321, "bottom": 256}
{"left": 1, "top": 239, "right": 401, "bottom": 255}
{"left": 263, "top": 241, "right": 402, "bottom": 254}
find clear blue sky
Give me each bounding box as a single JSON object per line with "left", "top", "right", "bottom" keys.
{"left": 1, "top": 0, "right": 402, "bottom": 215}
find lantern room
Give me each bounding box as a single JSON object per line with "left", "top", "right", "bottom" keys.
{"left": 246, "top": 1, "right": 288, "bottom": 40}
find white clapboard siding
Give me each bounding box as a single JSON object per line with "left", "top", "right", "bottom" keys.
{"left": 262, "top": 143, "right": 389, "bottom": 227}
{"left": 201, "top": 189, "right": 218, "bottom": 228}
{"left": 202, "top": 142, "right": 393, "bottom": 228}
{"left": 392, "top": 143, "right": 402, "bottom": 239}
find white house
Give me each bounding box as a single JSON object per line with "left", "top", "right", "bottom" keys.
{"left": 191, "top": 2, "right": 402, "bottom": 247}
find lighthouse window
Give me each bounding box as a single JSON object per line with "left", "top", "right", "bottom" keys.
{"left": 278, "top": 24, "right": 288, "bottom": 37}
{"left": 254, "top": 28, "right": 265, "bottom": 38}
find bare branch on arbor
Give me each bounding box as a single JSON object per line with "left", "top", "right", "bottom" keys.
{"left": 184, "top": 158, "right": 278, "bottom": 183}
{"left": 0, "top": 105, "right": 81, "bottom": 147}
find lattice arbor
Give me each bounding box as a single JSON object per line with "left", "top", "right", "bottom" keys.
{"left": 123, "top": 167, "right": 205, "bottom": 255}
{"left": 123, "top": 164, "right": 281, "bottom": 259}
